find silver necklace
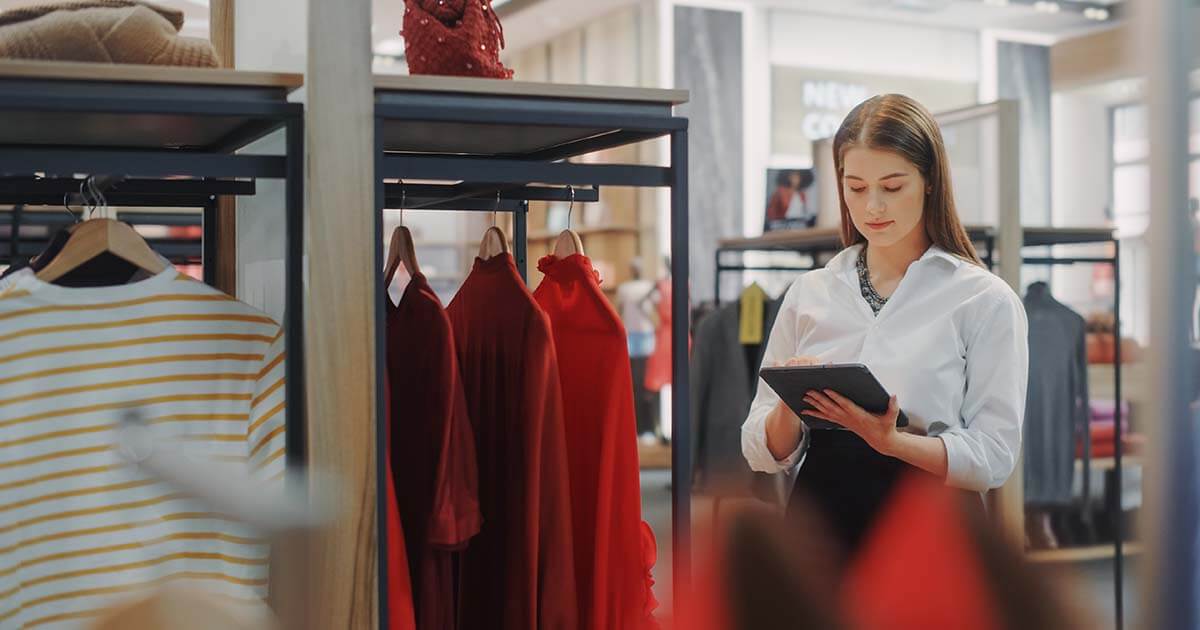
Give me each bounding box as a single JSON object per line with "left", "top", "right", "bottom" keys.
{"left": 856, "top": 248, "right": 888, "bottom": 316}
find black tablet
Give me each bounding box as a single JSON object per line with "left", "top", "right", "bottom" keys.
{"left": 758, "top": 363, "right": 909, "bottom": 430}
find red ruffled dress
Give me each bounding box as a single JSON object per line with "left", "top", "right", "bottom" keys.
{"left": 534, "top": 254, "right": 660, "bottom": 629}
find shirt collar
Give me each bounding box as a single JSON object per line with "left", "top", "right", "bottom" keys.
{"left": 828, "top": 242, "right": 964, "bottom": 287}
{"left": 921, "top": 245, "right": 966, "bottom": 269}
{"left": 829, "top": 243, "right": 964, "bottom": 269}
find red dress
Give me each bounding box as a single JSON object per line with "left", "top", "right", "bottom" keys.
{"left": 447, "top": 254, "right": 578, "bottom": 630}
{"left": 384, "top": 373, "right": 418, "bottom": 630}
{"left": 533, "top": 255, "right": 659, "bottom": 630}
{"left": 644, "top": 279, "right": 676, "bottom": 392}
{"left": 387, "top": 273, "right": 482, "bottom": 630}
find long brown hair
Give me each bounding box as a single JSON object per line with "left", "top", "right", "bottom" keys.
{"left": 832, "top": 94, "right": 983, "bottom": 266}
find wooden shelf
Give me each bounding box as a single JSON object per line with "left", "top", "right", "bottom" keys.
{"left": 0, "top": 62, "right": 301, "bottom": 151}
{"left": 528, "top": 226, "right": 640, "bottom": 242}
{"left": 0, "top": 60, "right": 303, "bottom": 89}
{"left": 717, "top": 225, "right": 1116, "bottom": 254}
{"left": 375, "top": 76, "right": 685, "bottom": 159}
{"left": 374, "top": 74, "right": 688, "bottom": 105}
{"left": 1078, "top": 456, "right": 1143, "bottom": 472}
{"left": 1027, "top": 542, "right": 1143, "bottom": 564}
{"left": 413, "top": 240, "right": 475, "bottom": 248}
{"left": 638, "top": 443, "right": 671, "bottom": 470}
{"left": 1088, "top": 362, "right": 1146, "bottom": 403}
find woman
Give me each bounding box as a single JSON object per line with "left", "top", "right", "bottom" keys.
{"left": 741, "top": 94, "right": 1029, "bottom": 550}
{"left": 766, "top": 171, "right": 798, "bottom": 223}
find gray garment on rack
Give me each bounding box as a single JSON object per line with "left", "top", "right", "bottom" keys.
{"left": 691, "top": 295, "right": 782, "bottom": 499}
{"left": 1022, "top": 282, "right": 1090, "bottom": 506}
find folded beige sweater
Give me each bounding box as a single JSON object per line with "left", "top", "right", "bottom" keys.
{"left": 0, "top": 0, "right": 219, "bottom": 67}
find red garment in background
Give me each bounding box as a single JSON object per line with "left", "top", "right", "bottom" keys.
{"left": 447, "top": 254, "right": 578, "bottom": 630}
{"left": 387, "top": 273, "right": 482, "bottom": 630}
{"left": 384, "top": 373, "right": 418, "bottom": 630}
{"left": 533, "top": 255, "right": 659, "bottom": 630}
{"left": 646, "top": 279, "right": 685, "bottom": 392}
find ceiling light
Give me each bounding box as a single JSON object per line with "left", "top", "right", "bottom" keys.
{"left": 982, "top": 0, "right": 1009, "bottom": 6}
{"left": 1033, "top": 1, "right": 1061, "bottom": 13}
{"left": 1083, "top": 7, "right": 1110, "bottom": 20}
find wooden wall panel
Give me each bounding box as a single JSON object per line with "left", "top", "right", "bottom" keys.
{"left": 210, "top": 0, "right": 238, "bottom": 295}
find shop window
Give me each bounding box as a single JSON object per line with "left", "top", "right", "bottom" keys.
{"left": 1109, "top": 99, "right": 1200, "bottom": 345}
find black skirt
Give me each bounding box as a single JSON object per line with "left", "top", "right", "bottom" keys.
{"left": 786, "top": 429, "right": 984, "bottom": 553}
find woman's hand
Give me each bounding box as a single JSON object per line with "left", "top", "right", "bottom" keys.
{"left": 764, "top": 356, "right": 821, "bottom": 460}
{"left": 803, "top": 389, "right": 902, "bottom": 456}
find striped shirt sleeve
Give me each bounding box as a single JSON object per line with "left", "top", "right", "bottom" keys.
{"left": 247, "top": 327, "right": 287, "bottom": 480}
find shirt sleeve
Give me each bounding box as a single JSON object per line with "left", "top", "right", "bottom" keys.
{"left": 247, "top": 326, "right": 287, "bottom": 481}
{"left": 741, "top": 284, "right": 809, "bottom": 474}
{"left": 938, "top": 290, "right": 1029, "bottom": 492}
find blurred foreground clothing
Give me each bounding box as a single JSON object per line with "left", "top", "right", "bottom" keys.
{"left": 667, "top": 474, "right": 1095, "bottom": 630}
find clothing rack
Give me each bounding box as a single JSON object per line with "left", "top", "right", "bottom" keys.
{"left": 0, "top": 61, "right": 307, "bottom": 464}
{"left": 713, "top": 226, "right": 998, "bottom": 304}
{"left": 372, "top": 75, "right": 690, "bottom": 623}
{"left": 0, "top": 178, "right": 259, "bottom": 273}
{"left": 1016, "top": 228, "right": 1126, "bottom": 630}
{"left": 713, "top": 224, "right": 1128, "bottom": 629}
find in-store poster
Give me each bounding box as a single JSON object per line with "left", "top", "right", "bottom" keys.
{"left": 764, "top": 168, "right": 818, "bottom": 232}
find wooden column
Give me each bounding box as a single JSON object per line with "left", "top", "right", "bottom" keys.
{"left": 994, "top": 99, "right": 1024, "bottom": 547}
{"left": 210, "top": 0, "right": 238, "bottom": 295}
{"left": 306, "top": 0, "right": 379, "bottom": 628}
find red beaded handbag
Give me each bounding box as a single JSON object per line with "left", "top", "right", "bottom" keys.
{"left": 402, "top": 0, "right": 514, "bottom": 79}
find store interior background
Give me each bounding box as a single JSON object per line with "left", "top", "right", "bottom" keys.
{"left": 0, "top": 0, "right": 1186, "bottom": 627}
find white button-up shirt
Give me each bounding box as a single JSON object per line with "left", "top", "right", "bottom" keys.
{"left": 741, "top": 243, "right": 1029, "bottom": 492}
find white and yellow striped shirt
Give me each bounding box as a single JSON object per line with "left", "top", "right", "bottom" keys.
{"left": 0, "top": 267, "right": 286, "bottom": 629}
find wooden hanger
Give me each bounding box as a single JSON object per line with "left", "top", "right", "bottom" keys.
{"left": 478, "top": 225, "right": 510, "bottom": 260}
{"left": 552, "top": 186, "right": 583, "bottom": 258}
{"left": 384, "top": 189, "right": 420, "bottom": 285}
{"left": 385, "top": 225, "right": 420, "bottom": 286}
{"left": 37, "top": 179, "right": 166, "bottom": 283}
{"left": 553, "top": 229, "right": 584, "bottom": 258}
{"left": 37, "top": 218, "right": 168, "bottom": 282}
{"left": 478, "top": 191, "right": 510, "bottom": 260}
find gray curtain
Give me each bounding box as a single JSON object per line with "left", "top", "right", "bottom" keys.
{"left": 674, "top": 6, "right": 743, "bottom": 303}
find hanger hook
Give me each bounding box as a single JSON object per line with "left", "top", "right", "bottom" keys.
{"left": 90, "top": 176, "right": 108, "bottom": 218}
{"left": 567, "top": 186, "right": 575, "bottom": 230}
{"left": 62, "top": 193, "right": 79, "bottom": 223}
{"left": 399, "top": 179, "right": 406, "bottom": 226}
{"left": 493, "top": 190, "right": 501, "bottom": 227}
{"left": 79, "top": 179, "right": 95, "bottom": 220}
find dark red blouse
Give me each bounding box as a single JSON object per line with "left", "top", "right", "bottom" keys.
{"left": 387, "top": 273, "right": 482, "bottom": 630}
{"left": 447, "top": 254, "right": 578, "bottom": 630}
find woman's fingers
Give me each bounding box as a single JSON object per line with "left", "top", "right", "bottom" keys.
{"left": 822, "top": 389, "right": 860, "bottom": 414}
{"left": 781, "top": 355, "right": 822, "bottom": 368}
{"left": 805, "top": 391, "right": 835, "bottom": 414}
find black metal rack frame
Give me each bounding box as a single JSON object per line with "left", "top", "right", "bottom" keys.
{"left": 0, "top": 73, "right": 306, "bottom": 463}
{"left": 0, "top": 178, "right": 261, "bottom": 272}
{"left": 372, "top": 80, "right": 690, "bottom": 623}
{"left": 712, "top": 225, "right": 1126, "bottom": 627}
